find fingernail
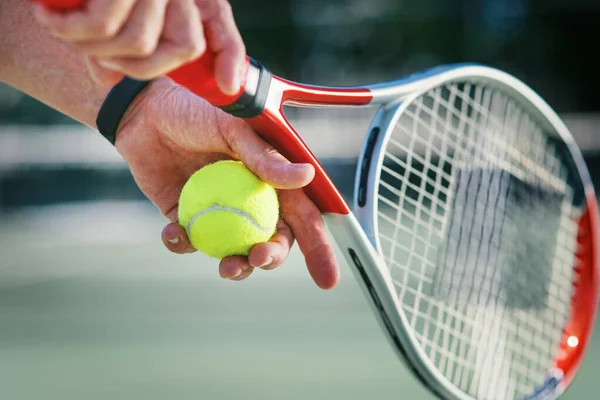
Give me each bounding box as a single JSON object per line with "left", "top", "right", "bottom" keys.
{"left": 260, "top": 257, "right": 273, "bottom": 268}
{"left": 167, "top": 236, "right": 180, "bottom": 244}
{"left": 231, "top": 268, "right": 243, "bottom": 278}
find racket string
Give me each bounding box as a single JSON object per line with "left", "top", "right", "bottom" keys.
{"left": 394, "top": 85, "right": 568, "bottom": 194}
{"left": 375, "top": 81, "right": 580, "bottom": 399}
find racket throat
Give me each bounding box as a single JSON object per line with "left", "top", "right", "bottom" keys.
{"left": 220, "top": 58, "right": 273, "bottom": 118}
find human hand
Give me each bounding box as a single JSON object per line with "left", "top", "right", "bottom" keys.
{"left": 114, "top": 78, "right": 340, "bottom": 289}
{"left": 33, "top": 0, "right": 245, "bottom": 94}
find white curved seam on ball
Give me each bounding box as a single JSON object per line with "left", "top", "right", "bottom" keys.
{"left": 186, "top": 203, "right": 273, "bottom": 234}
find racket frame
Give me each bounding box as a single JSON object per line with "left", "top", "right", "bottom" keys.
{"left": 349, "top": 65, "right": 599, "bottom": 399}
{"left": 246, "top": 62, "right": 599, "bottom": 399}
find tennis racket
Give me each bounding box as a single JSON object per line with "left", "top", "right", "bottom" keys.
{"left": 34, "top": 1, "right": 600, "bottom": 399}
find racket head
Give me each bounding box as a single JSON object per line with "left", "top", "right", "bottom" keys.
{"left": 353, "top": 64, "right": 599, "bottom": 400}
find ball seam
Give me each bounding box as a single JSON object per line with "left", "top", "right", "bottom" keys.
{"left": 186, "top": 203, "right": 274, "bottom": 234}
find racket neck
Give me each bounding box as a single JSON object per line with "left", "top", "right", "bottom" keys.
{"left": 245, "top": 109, "right": 350, "bottom": 214}
{"left": 275, "top": 77, "right": 373, "bottom": 107}
{"left": 213, "top": 58, "right": 272, "bottom": 118}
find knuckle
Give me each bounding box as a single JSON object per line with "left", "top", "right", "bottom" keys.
{"left": 249, "top": 145, "right": 280, "bottom": 176}
{"left": 130, "top": 36, "right": 157, "bottom": 56}
{"left": 91, "top": 20, "right": 120, "bottom": 38}
{"left": 257, "top": 147, "right": 277, "bottom": 167}
{"left": 177, "top": 37, "right": 206, "bottom": 62}
{"left": 286, "top": 200, "right": 319, "bottom": 227}
{"left": 298, "top": 210, "right": 318, "bottom": 226}
{"left": 215, "top": 110, "right": 232, "bottom": 137}
{"left": 305, "top": 242, "right": 328, "bottom": 259}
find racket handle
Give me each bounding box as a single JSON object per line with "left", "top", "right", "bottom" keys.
{"left": 30, "top": 0, "right": 249, "bottom": 107}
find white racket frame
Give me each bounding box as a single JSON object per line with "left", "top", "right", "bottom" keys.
{"left": 316, "top": 64, "right": 598, "bottom": 400}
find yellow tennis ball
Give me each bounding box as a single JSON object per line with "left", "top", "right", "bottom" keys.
{"left": 178, "top": 160, "right": 279, "bottom": 259}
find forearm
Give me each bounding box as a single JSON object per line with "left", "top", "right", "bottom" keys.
{"left": 0, "top": 0, "right": 110, "bottom": 128}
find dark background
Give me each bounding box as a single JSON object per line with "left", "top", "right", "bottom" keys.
{"left": 1, "top": 0, "right": 599, "bottom": 208}
{"left": 2, "top": 0, "right": 599, "bottom": 121}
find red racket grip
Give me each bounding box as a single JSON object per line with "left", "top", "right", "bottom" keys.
{"left": 30, "top": 0, "right": 249, "bottom": 107}
{"left": 31, "top": 0, "right": 83, "bottom": 9}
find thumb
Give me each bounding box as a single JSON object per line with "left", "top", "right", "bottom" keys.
{"left": 224, "top": 122, "right": 315, "bottom": 190}
{"left": 149, "top": 86, "right": 315, "bottom": 190}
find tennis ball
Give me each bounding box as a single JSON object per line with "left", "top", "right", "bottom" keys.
{"left": 178, "top": 160, "right": 279, "bottom": 259}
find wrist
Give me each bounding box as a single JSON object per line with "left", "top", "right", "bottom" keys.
{"left": 113, "top": 77, "right": 176, "bottom": 149}
{"left": 96, "top": 78, "right": 151, "bottom": 144}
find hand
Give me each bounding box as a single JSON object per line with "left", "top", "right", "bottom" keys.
{"left": 115, "top": 78, "right": 340, "bottom": 289}
{"left": 33, "top": 0, "right": 245, "bottom": 94}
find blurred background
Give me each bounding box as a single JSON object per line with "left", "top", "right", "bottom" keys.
{"left": 1, "top": 0, "right": 599, "bottom": 399}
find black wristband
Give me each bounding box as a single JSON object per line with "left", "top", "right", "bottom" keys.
{"left": 96, "top": 77, "right": 150, "bottom": 145}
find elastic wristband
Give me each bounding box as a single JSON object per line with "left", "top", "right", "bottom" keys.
{"left": 96, "top": 77, "right": 150, "bottom": 145}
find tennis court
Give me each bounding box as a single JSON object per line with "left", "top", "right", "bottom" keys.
{"left": 1, "top": 199, "right": 599, "bottom": 399}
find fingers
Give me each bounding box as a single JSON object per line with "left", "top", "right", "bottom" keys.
{"left": 149, "top": 91, "right": 316, "bottom": 191}
{"left": 161, "top": 189, "right": 339, "bottom": 290}
{"left": 35, "top": 0, "right": 206, "bottom": 83}
{"left": 35, "top": 0, "right": 246, "bottom": 94}
{"left": 95, "top": 0, "right": 205, "bottom": 81}
{"left": 161, "top": 221, "right": 196, "bottom": 254}
{"left": 72, "top": 0, "right": 168, "bottom": 59}
{"left": 162, "top": 210, "right": 294, "bottom": 282}
{"left": 219, "top": 218, "right": 293, "bottom": 280}
{"left": 195, "top": 0, "right": 245, "bottom": 95}
{"left": 279, "top": 189, "right": 340, "bottom": 290}
{"left": 247, "top": 217, "right": 294, "bottom": 270}
{"left": 219, "top": 256, "right": 254, "bottom": 280}
{"left": 161, "top": 205, "right": 294, "bottom": 275}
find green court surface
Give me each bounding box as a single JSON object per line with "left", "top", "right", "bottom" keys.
{"left": 0, "top": 201, "right": 598, "bottom": 400}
